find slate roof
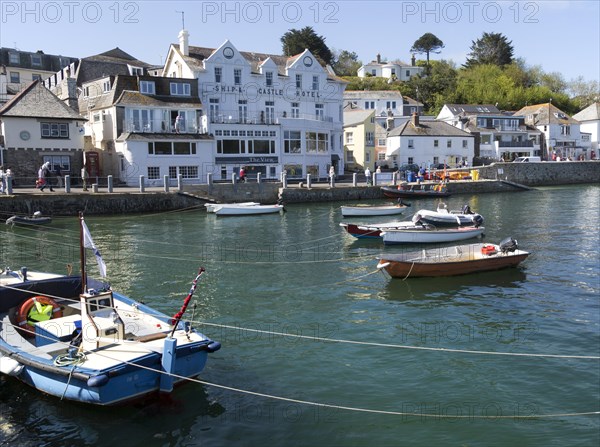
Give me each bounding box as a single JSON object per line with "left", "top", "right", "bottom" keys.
{"left": 572, "top": 102, "right": 600, "bottom": 122}
{"left": 514, "top": 103, "right": 579, "bottom": 125}
{"left": 0, "top": 80, "right": 83, "bottom": 119}
{"left": 343, "top": 110, "right": 375, "bottom": 127}
{"left": 74, "top": 48, "right": 152, "bottom": 86}
{"left": 444, "top": 104, "right": 501, "bottom": 116}
{"left": 388, "top": 119, "right": 473, "bottom": 137}
{"left": 0, "top": 47, "right": 78, "bottom": 72}
{"left": 115, "top": 91, "right": 202, "bottom": 108}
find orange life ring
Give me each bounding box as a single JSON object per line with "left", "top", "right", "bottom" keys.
{"left": 15, "top": 295, "right": 63, "bottom": 337}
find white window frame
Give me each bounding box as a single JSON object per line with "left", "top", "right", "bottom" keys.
{"left": 170, "top": 82, "right": 191, "bottom": 96}
{"left": 140, "top": 80, "right": 155, "bottom": 95}
{"left": 214, "top": 67, "right": 222, "bottom": 83}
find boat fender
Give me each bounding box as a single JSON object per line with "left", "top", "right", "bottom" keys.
{"left": 0, "top": 355, "right": 24, "bottom": 376}
{"left": 87, "top": 374, "right": 110, "bottom": 387}
{"left": 15, "top": 296, "right": 64, "bottom": 337}
{"left": 206, "top": 341, "right": 221, "bottom": 353}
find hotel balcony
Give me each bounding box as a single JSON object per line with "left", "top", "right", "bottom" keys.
{"left": 123, "top": 119, "right": 203, "bottom": 134}
{"left": 209, "top": 111, "right": 334, "bottom": 125}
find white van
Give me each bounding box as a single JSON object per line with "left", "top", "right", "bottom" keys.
{"left": 513, "top": 156, "right": 541, "bottom": 163}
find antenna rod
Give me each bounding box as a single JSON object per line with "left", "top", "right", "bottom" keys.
{"left": 176, "top": 10, "right": 185, "bottom": 29}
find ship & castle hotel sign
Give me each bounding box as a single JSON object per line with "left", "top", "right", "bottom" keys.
{"left": 209, "top": 84, "right": 323, "bottom": 100}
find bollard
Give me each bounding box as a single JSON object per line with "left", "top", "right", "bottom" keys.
{"left": 65, "top": 175, "right": 71, "bottom": 193}
{"left": 257, "top": 172, "right": 262, "bottom": 184}
{"left": 330, "top": 172, "right": 335, "bottom": 188}
{"left": 163, "top": 175, "right": 169, "bottom": 192}
{"left": 6, "top": 178, "right": 13, "bottom": 195}
{"left": 373, "top": 173, "right": 378, "bottom": 186}
{"left": 207, "top": 172, "right": 213, "bottom": 186}
{"left": 177, "top": 174, "right": 183, "bottom": 191}
{"left": 392, "top": 172, "right": 397, "bottom": 186}
{"left": 92, "top": 183, "right": 98, "bottom": 193}
{"left": 353, "top": 173, "right": 357, "bottom": 187}
{"left": 232, "top": 172, "right": 237, "bottom": 184}
{"left": 282, "top": 173, "right": 288, "bottom": 188}
{"left": 306, "top": 174, "right": 312, "bottom": 189}
{"left": 139, "top": 175, "right": 145, "bottom": 192}
{"left": 107, "top": 175, "right": 113, "bottom": 193}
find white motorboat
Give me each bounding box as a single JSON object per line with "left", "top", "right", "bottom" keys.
{"left": 416, "top": 203, "right": 484, "bottom": 227}
{"left": 214, "top": 204, "right": 284, "bottom": 216}
{"left": 381, "top": 225, "right": 485, "bottom": 245}
{"left": 340, "top": 204, "right": 408, "bottom": 217}
{"left": 205, "top": 202, "right": 259, "bottom": 213}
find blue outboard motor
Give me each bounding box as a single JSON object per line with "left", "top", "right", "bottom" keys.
{"left": 499, "top": 237, "right": 518, "bottom": 253}
{"left": 472, "top": 214, "right": 484, "bottom": 227}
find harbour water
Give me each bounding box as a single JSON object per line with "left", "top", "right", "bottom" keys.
{"left": 1, "top": 184, "right": 599, "bottom": 446}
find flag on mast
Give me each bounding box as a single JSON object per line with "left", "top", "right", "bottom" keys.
{"left": 81, "top": 219, "right": 107, "bottom": 278}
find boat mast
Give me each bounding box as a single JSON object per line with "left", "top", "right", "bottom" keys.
{"left": 79, "top": 211, "right": 87, "bottom": 293}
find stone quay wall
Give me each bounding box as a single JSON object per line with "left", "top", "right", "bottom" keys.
{"left": 477, "top": 161, "right": 600, "bottom": 186}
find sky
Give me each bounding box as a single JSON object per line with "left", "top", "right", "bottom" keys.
{"left": 1, "top": 0, "right": 599, "bottom": 84}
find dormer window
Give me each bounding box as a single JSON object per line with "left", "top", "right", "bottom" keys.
{"left": 170, "top": 82, "right": 191, "bottom": 96}
{"left": 128, "top": 65, "right": 144, "bottom": 75}
{"left": 140, "top": 80, "right": 155, "bottom": 95}
{"left": 554, "top": 112, "right": 567, "bottom": 119}
{"left": 102, "top": 80, "right": 111, "bottom": 93}
{"left": 31, "top": 54, "right": 42, "bottom": 67}
{"left": 8, "top": 52, "right": 19, "bottom": 64}
{"left": 266, "top": 72, "right": 273, "bottom": 87}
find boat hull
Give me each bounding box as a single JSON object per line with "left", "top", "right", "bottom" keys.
{"left": 6, "top": 216, "right": 52, "bottom": 225}
{"left": 340, "top": 222, "right": 416, "bottom": 239}
{"left": 417, "top": 210, "right": 483, "bottom": 226}
{"left": 381, "top": 226, "right": 484, "bottom": 244}
{"left": 340, "top": 205, "right": 407, "bottom": 217}
{"left": 378, "top": 243, "right": 529, "bottom": 277}
{"left": 381, "top": 186, "right": 451, "bottom": 199}
{"left": 215, "top": 205, "right": 283, "bottom": 215}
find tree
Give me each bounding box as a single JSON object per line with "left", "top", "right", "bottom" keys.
{"left": 464, "top": 32, "right": 514, "bottom": 68}
{"left": 568, "top": 77, "right": 600, "bottom": 109}
{"left": 331, "top": 49, "right": 362, "bottom": 76}
{"left": 410, "top": 33, "right": 444, "bottom": 73}
{"left": 280, "top": 26, "right": 333, "bottom": 65}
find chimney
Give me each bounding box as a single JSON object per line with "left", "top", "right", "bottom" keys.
{"left": 411, "top": 112, "right": 419, "bottom": 127}
{"left": 178, "top": 29, "right": 189, "bottom": 56}
{"left": 411, "top": 54, "right": 416, "bottom": 66}
{"left": 386, "top": 115, "right": 394, "bottom": 132}
{"left": 376, "top": 53, "right": 381, "bottom": 64}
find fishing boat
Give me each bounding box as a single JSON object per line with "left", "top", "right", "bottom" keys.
{"left": 377, "top": 238, "right": 529, "bottom": 278}
{"left": 381, "top": 225, "right": 485, "bottom": 245}
{"left": 340, "top": 221, "right": 420, "bottom": 239}
{"left": 214, "top": 204, "right": 284, "bottom": 216}
{"left": 416, "top": 204, "right": 484, "bottom": 227}
{"left": 204, "top": 202, "right": 259, "bottom": 213}
{"left": 0, "top": 214, "right": 220, "bottom": 405}
{"left": 6, "top": 211, "right": 52, "bottom": 226}
{"left": 381, "top": 184, "right": 451, "bottom": 199}
{"left": 340, "top": 204, "right": 408, "bottom": 217}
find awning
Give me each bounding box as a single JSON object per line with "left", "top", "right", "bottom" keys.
{"left": 331, "top": 154, "right": 340, "bottom": 161}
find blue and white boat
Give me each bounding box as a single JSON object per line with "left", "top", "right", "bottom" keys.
{"left": 0, "top": 214, "right": 220, "bottom": 405}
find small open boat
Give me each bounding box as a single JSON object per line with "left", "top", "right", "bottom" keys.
{"left": 377, "top": 238, "right": 529, "bottom": 278}
{"left": 0, "top": 214, "right": 220, "bottom": 405}
{"left": 340, "top": 204, "right": 408, "bottom": 217}
{"left": 340, "top": 221, "right": 420, "bottom": 239}
{"left": 381, "top": 185, "right": 451, "bottom": 199}
{"left": 205, "top": 202, "right": 259, "bottom": 213}
{"left": 214, "top": 204, "right": 284, "bottom": 216}
{"left": 6, "top": 211, "right": 52, "bottom": 226}
{"left": 381, "top": 225, "right": 485, "bottom": 245}
{"left": 416, "top": 204, "right": 484, "bottom": 227}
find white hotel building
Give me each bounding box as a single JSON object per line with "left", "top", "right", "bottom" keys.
{"left": 162, "top": 30, "right": 347, "bottom": 180}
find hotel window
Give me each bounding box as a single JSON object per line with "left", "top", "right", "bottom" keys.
{"left": 209, "top": 98, "right": 219, "bottom": 122}
{"left": 170, "top": 82, "right": 191, "bottom": 96}
{"left": 31, "top": 54, "right": 42, "bottom": 67}
{"left": 217, "top": 139, "right": 243, "bottom": 154}
{"left": 9, "top": 72, "right": 19, "bottom": 83}
{"left": 8, "top": 52, "right": 19, "bottom": 64}
{"left": 140, "top": 80, "right": 155, "bottom": 94}
{"left": 291, "top": 102, "right": 300, "bottom": 118}
{"left": 315, "top": 103, "right": 324, "bottom": 120}
{"left": 147, "top": 166, "right": 160, "bottom": 179}
{"left": 248, "top": 140, "right": 274, "bottom": 154}
{"left": 306, "top": 132, "right": 318, "bottom": 152}
{"left": 266, "top": 71, "right": 273, "bottom": 87}
{"left": 317, "top": 133, "right": 328, "bottom": 152}
{"left": 447, "top": 140, "right": 452, "bottom": 148}
{"left": 284, "top": 131, "right": 302, "bottom": 153}
{"left": 234, "top": 68, "right": 242, "bottom": 85}
{"left": 238, "top": 100, "right": 248, "bottom": 123}
{"left": 214, "top": 67, "right": 222, "bottom": 83}
{"left": 168, "top": 166, "right": 177, "bottom": 179}
{"left": 433, "top": 139, "right": 439, "bottom": 147}
{"left": 41, "top": 122, "right": 69, "bottom": 138}
{"left": 265, "top": 101, "right": 275, "bottom": 124}
{"left": 462, "top": 140, "right": 468, "bottom": 148}
{"left": 346, "top": 132, "right": 354, "bottom": 144}
{"left": 408, "top": 139, "right": 414, "bottom": 149}
{"left": 312, "top": 76, "right": 319, "bottom": 90}
{"left": 295, "top": 74, "right": 302, "bottom": 89}
{"left": 179, "top": 166, "right": 199, "bottom": 179}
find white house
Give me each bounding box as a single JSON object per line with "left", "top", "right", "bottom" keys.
{"left": 385, "top": 114, "right": 474, "bottom": 168}
{"left": 0, "top": 80, "right": 86, "bottom": 183}
{"left": 161, "top": 30, "right": 347, "bottom": 180}
{"left": 438, "top": 104, "right": 542, "bottom": 161}
{"left": 357, "top": 54, "right": 424, "bottom": 81}
{"left": 79, "top": 73, "right": 213, "bottom": 186}
{"left": 573, "top": 102, "right": 599, "bottom": 158}
{"left": 514, "top": 103, "right": 590, "bottom": 160}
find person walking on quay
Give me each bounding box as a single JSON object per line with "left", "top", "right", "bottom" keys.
{"left": 365, "top": 166, "right": 372, "bottom": 185}
{"left": 37, "top": 162, "right": 53, "bottom": 192}
{"left": 81, "top": 166, "right": 89, "bottom": 191}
